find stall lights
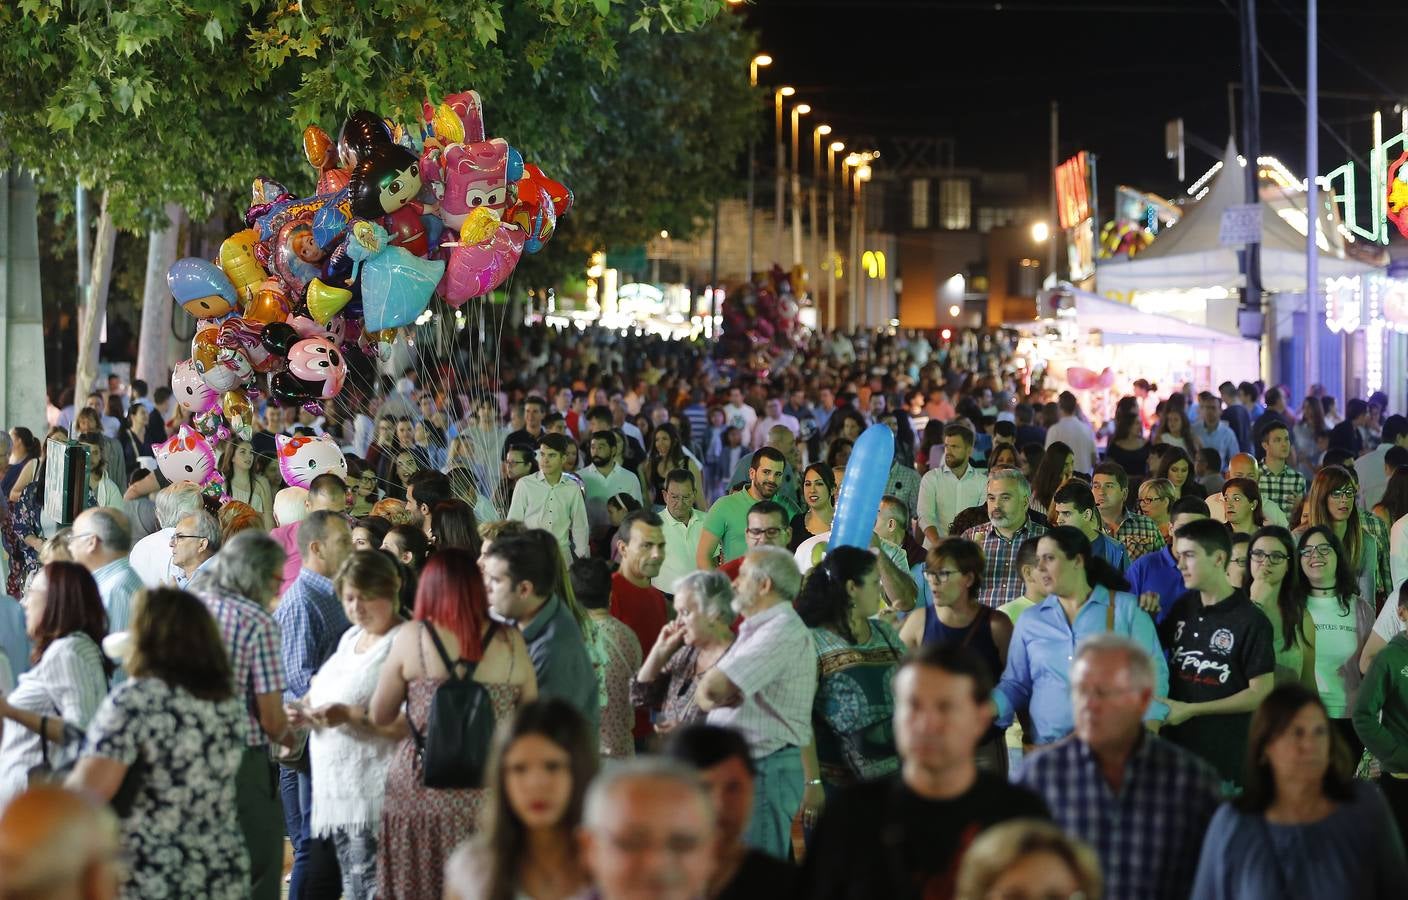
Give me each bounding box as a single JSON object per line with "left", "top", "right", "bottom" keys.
{"left": 1325, "top": 275, "right": 1364, "bottom": 333}
{"left": 1368, "top": 320, "right": 1385, "bottom": 394}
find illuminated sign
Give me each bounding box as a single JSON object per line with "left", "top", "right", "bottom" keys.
{"left": 862, "top": 250, "right": 887, "bottom": 279}
{"left": 1055, "top": 152, "right": 1091, "bottom": 230}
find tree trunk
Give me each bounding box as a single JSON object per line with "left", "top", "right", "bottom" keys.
{"left": 135, "top": 203, "right": 183, "bottom": 388}
{"left": 74, "top": 189, "right": 117, "bottom": 399}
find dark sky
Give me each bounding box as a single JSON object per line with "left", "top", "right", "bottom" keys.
{"left": 744, "top": 0, "right": 1407, "bottom": 203}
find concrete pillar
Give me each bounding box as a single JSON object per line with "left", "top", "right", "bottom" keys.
{"left": 0, "top": 172, "right": 49, "bottom": 432}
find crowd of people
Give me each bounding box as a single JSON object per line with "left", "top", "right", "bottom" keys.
{"left": 0, "top": 319, "right": 1406, "bottom": 899}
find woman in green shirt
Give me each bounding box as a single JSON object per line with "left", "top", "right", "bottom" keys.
{"left": 1248, "top": 526, "right": 1316, "bottom": 688}
{"left": 1352, "top": 581, "right": 1408, "bottom": 844}
{"left": 1298, "top": 525, "right": 1375, "bottom": 759}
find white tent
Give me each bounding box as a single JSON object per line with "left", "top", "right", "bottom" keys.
{"left": 1098, "top": 140, "right": 1376, "bottom": 294}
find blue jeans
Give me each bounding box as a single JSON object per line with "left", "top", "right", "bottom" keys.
{"left": 279, "top": 764, "right": 342, "bottom": 899}
{"left": 746, "top": 746, "right": 803, "bottom": 862}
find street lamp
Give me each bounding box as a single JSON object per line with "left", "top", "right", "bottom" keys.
{"left": 810, "top": 123, "right": 830, "bottom": 319}
{"left": 789, "top": 102, "right": 810, "bottom": 268}
{"left": 826, "top": 139, "right": 844, "bottom": 330}
{"left": 1031, "top": 221, "right": 1050, "bottom": 243}
{"left": 744, "top": 54, "right": 771, "bottom": 285}
{"left": 845, "top": 152, "right": 875, "bottom": 330}
{"left": 774, "top": 86, "right": 794, "bottom": 265}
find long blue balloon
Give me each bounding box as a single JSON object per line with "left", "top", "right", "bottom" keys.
{"left": 831, "top": 424, "right": 895, "bottom": 549}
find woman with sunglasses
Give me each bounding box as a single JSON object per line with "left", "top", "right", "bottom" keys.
{"left": 1248, "top": 526, "right": 1317, "bottom": 688}
{"left": 1298, "top": 526, "right": 1375, "bottom": 759}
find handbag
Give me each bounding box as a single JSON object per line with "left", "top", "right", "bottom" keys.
{"left": 271, "top": 725, "right": 312, "bottom": 775}
{"left": 408, "top": 621, "right": 499, "bottom": 789}
{"left": 26, "top": 715, "right": 85, "bottom": 787}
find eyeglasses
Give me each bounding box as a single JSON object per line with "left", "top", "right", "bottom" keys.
{"left": 1229, "top": 556, "right": 1248, "bottom": 568}
{"left": 169, "top": 533, "right": 205, "bottom": 543}
{"left": 746, "top": 527, "right": 785, "bottom": 538}
{"left": 925, "top": 568, "right": 962, "bottom": 582}
{"left": 1249, "top": 550, "right": 1289, "bottom": 564}
{"left": 1300, "top": 544, "right": 1336, "bottom": 559}
{"left": 65, "top": 531, "right": 98, "bottom": 545}
{"left": 1329, "top": 486, "right": 1357, "bottom": 499}
{"left": 1138, "top": 496, "right": 1166, "bottom": 506}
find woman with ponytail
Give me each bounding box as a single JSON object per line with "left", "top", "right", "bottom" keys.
{"left": 990, "top": 526, "right": 1171, "bottom": 753}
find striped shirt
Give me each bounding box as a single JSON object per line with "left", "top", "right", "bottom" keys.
{"left": 962, "top": 519, "right": 1049, "bottom": 608}
{"left": 92, "top": 557, "right": 143, "bottom": 633}
{"left": 708, "top": 600, "right": 817, "bottom": 758}
{"left": 200, "top": 588, "right": 287, "bottom": 747}
{"left": 1104, "top": 511, "right": 1165, "bottom": 561}
{"left": 275, "top": 569, "right": 350, "bottom": 703}
{"left": 1017, "top": 734, "right": 1222, "bottom": 900}
{"left": 1259, "top": 463, "right": 1308, "bottom": 517}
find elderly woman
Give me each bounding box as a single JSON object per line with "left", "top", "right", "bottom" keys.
{"left": 630, "top": 570, "right": 736, "bottom": 736}
{"left": 956, "top": 819, "right": 1103, "bottom": 900}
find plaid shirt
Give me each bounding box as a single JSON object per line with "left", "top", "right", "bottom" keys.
{"left": 1017, "top": 734, "right": 1222, "bottom": 900}
{"left": 1362, "top": 510, "right": 1391, "bottom": 597}
{"left": 962, "top": 519, "right": 1048, "bottom": 608}
{"left": 708, "top": 601, "right": 817, "bottom": 758}
{"left": 1259, "top": 463, "right": 1308, "bottom": 518}
{"left": 200, "top": 587, "right": 287, "bottom": 747}
{"left": 274, "top": 569, "right": 350, "bottom": 703}
{"left": 1104, "top": 511, "right": 1164, "bottom": 561}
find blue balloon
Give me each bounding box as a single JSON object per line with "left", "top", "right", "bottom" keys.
{"left": 506, "top": 146, "right": 525, "bottom": 183}
{"left": 312, "top": 188, "right": 351, "bottom": 249}
{"left": 167, "top": 257, "right": 237, "bottom": 315}
{"left": 359, "top": 245, "right": 446, "bottom": 332}
{"left": 830, "top": 424, "right": 896, "bottom": 549}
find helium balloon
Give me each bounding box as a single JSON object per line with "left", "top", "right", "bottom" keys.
{"left": 506, "top": 145, "right": 524, "bottom": 183}
{"left": 171, "top": 359, "right": 219, "bottom": 414}
{"left": 383, "top": 206, "right": 429, "bottom": 257}
{"left": 348, "top": 222, "right": 444, "bottom": 331}
{"left": 217, "top": 317, "right": 277, "bottom": 373}
{"left": 246, "top": 284, "right": 291, "bottom": 324}
{"left": 152, "top": 425, "right": 219, "bottom": 488}
{"left": 283, "top": 335, "right": 347, "bottom": 399}
{"left": 168, "top": 257, "right": 238, "bottom": 319}
{"left": 222, "top": 389, "right": 255, "bottom": 442}
{"left": 423, "top": 90, "right": 485, "bottom": 144}
{"left": 218, "top": 230, "right": 268, "bottom": 304}
{"left": 440, "top": 216, "right": 525, "bottom": 306}
{"left": 274, "top": 218, "right": 325, "bottom": 298}
{"left": 312, "top": 189, "right": 352, "bottom": 249}
{"left": 428, "top": 138, "right": 508, "bottom": 230}
{"left": 349, "top": 143, "right": 422, "bottom": 220}
{"left": 305, "top": 278, "right": 353, "bottom": 324}
{"left": 830, "top": 424, "right": 896, "bottom": 550}
{"left": 276, "top": 434, "right": 348, "bottom": 489}
{"left": 337, "top": 110, "right": 393, "bottom": 169}
{"left": 261, "top": 321, "right": 300, "bottom": 358}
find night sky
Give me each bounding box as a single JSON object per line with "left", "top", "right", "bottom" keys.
{"left": 744, "top": 0, "right": 1407, "bottom": 203}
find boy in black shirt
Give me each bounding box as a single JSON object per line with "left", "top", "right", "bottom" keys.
{"left": 797, "top": 644, "right": 1048, "bottom": 900}
{"left": 1158, "top": 518, "right": 1275, "bottom": 785}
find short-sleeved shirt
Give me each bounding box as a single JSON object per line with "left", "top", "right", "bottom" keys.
{"left": 199, "top": 588, "right": 288, "bottom": 747}
{"left": 1159, "top": 589, "right": 1275, "bottom": 782}
{"left": 961, "top": 519, "right": 1048, "bottom": 608}
{"left": 92, "top": 557, "right": 143, "bottom": 633}
{"left": 708, "top": 601, "right": 817, "bottom": 758}
{"left": 702, "top": 490, "right": 763, "bottom": 564}
{"left": 1126, "top": 546, "right": 1186, "bottom": 624}
{"left": 610, "top": 573, "right": 668, "bottom": 738}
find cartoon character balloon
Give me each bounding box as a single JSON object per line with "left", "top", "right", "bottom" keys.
{"left": 349, "top": 143, "right": 423, "bottom": 220}
{"left": 171, "top": 359, "right": 219, "bottom": 414}
{"left": 168, "top": 258, "right": 238, "bottom": 319}
{"left": 276, "top": 433, "right": 348, "bottom": 488}
{"left": 269, "top": 335, "right": 347, "bottom": 402}
{"left": 152, "top": 425, "right": 220, "bottom": 487}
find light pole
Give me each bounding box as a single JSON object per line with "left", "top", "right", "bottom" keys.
{"left": 826, "top": 139, "right": 844, "bottom": 330}
{"left": 789, "top": 101, "right": 810, "bottom": 269}
{"left": 845, "top": 152, "right": 875, "bottom": 330}
{"left": 773, "top": 86, "right": 794, "bottom": 267}
{"left": 843, "top": 153, "right": 859, "bottom": 331}
{"left": 811, "top": 123, "right": 830, "bottom": 311}
{"left": 746, "top": 54, "right": 771, "bottom": 285}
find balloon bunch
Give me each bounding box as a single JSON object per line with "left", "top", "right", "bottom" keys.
{"left": 163, "top": 90, "right": 572, "bottom": 477}
{"left": 719, "top": 264, "right": 803, "bottom": 357}
{"left": 1098, "top": 220, "right": 1153, "bottom": 259}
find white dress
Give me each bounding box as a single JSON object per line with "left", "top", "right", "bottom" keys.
{"left": 307, "top": 624, "right": 403, "bottom": 838}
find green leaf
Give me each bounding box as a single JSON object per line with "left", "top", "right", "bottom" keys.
{"left": 591, "top": 0, "right": 610, "bottom": 15}
{"left": 203, "top": 16, "right": 224, "bottom": 49}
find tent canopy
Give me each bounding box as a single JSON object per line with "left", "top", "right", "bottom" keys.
{"left": 1097, "top": 139, "right": 1376, "bottom": 293}
{"left": 1065, "top": 288, "right": 1251, "bottom": 345}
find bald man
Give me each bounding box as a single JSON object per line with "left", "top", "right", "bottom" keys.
{"left": 1205, "top": 453, "right": 1289, "bottom": 527}
{"left": 0, "top": 786, "right": 120, "bottom": 900}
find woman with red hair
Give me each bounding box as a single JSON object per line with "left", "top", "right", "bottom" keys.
{"left": 0, "top": 561, "right": 113, "bottom": 807}
{"left": 370, "top": 549, "right": 537, "bottom": 899}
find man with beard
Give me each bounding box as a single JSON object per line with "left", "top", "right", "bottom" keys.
{"left": 580, "top": 430, "right": 643, "bottom": 535}
{"left": 698, "top": 447, "right": 787, "bottom": 569}
{"left": 918, "top": 423, "right": 987, "bottom": 547}
{"left": 961, "top": 469, "right": 1048, "bottom": 608}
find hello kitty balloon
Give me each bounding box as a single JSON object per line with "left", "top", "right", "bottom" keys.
{"left": 152, "top": 425, "right": 219, "bottom": 487}
{"left": 171, "top": 359, "right": 219, "bottom": 414}
{"left": 275, "top": 433, "right": 348, "bottom": 489}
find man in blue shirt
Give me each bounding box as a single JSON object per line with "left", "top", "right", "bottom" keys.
{"left": 1126, "top": 496, "right": 1210, "bottom": 624}
{"left": 1192, "top": 392, "right": 1240, "bottom": 474}
{"left": 1051, "top": 481, "right": 1130, "bottom": 572}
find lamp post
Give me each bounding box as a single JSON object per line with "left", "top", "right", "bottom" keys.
{"left": 745, "top": 54, "right": 771, "bottom": 285}
{"left": 826, "top": 139, "right": 844, "bottom": 331}
{"left": 811, "top": 123, "right": 830, "bottom": 314}
{"left": 856, "top": 162, "right": 872, "bottom": 328}
{"left": 843, "top": 153, "right": 859, "bottom": 331}
{"left": 789, "top": 102, "right": 810, "bottom": 268}
{"left": 773, "top": 86, "right": 794, "bottom": 267}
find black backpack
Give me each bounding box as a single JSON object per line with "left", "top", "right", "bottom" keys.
{"left": 409, "top": 622, "right": 500, "bottom": 789}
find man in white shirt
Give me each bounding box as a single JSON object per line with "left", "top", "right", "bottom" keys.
{"left": 751, "top": 397, "right": 799, "bottom": 450}
{"left": 508, "top": 432, "right": 590, "bottom": 559}
{"left": 1355, "top": 415, "right": 1408, "bottom": 512}
{"left": 723, "top": 387, "right": 758, "bottom": 438}
{"left": 129, "top": 482, "right": 204, "bottom": 588}
{"left": 1206, "top": 453, "right": 1290, "bottom": 527}
{"left": 655, "top": 469, "right": 706, "bottom": 595}
{"left": 917, "top": 423, "right": 987, "bottom": 546}
{"left": 579, "top": 431, "right": 643, "bottom": 533}
{"left": 1045, "top": 391, "right": 1098, "bottom": 475}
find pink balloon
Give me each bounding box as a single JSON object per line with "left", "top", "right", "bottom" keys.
{"left": 438, "top": 223, "right": 526, "bottom": 307}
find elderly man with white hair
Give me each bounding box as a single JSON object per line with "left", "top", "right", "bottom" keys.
{"left": 696, "top": 545, "right": 816, "bottom": 861}
{"left": 576, "top": 757, "right": 717, "bottom": 900}
{"left": 68, "top": 507, "right": 141, "bottom": 633}
{"left": 129, "top": 481, "right": 203, "bottom": 588}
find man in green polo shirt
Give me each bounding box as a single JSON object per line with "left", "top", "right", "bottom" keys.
{"left": 697, "top": 447, "right": 787, "bottom": 569}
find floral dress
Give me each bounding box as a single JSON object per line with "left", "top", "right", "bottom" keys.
{"left": 82, "top": 677, "right": 250, "bottom": 899}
